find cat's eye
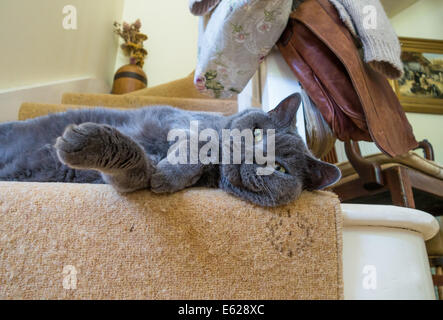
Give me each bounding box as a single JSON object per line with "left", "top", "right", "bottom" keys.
{"left": 274, "top": 162, "right": 286, "bottom": 174}
{"left": 253, "top": 128, "right": 263, "bottom": 142}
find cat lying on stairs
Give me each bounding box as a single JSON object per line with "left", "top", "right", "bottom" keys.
{"left": 0, "top": 93, "right": 340, "bottom": 206}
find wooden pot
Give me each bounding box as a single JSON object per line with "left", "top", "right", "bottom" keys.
{"left": 111, "top": 64, "right": 147, "bottom": 94}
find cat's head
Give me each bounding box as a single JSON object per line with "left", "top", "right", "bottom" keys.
{"left": 219, "top": 93, "right": 341, "bottom": 207}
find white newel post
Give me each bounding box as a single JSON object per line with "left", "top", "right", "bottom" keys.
{"left": 239, "top": 48, "right": 307, "bottom": 144}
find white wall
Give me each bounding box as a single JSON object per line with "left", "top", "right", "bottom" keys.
{"left": 0, "top": 78, "right": 110, "bottom": 122}
{"left": 0, "top": 0, "right": 124, "bottom": 90}
{"left": 115, "top": 0, "right": 199, "bottom": 87}
{"left": 0, "top": 0, "right": 124, "bottom": 121}
{"left": 390, "top": 0, "right": 443, "bottom": 164}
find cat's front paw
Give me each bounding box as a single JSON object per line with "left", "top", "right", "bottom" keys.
{"left": 55, "top": 123, "right": 110, "bottom": 169}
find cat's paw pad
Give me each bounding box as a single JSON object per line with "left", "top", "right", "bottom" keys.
{"left": 55, "top": 123, "right": 110, "bottom": 168}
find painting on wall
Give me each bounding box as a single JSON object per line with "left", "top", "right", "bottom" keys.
{"left": 391, "top": 37, "right": 443, "bottom": 114}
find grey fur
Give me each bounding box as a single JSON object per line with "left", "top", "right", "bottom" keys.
{"left": 0, "top": 94, "right": 340, "bottom": 206}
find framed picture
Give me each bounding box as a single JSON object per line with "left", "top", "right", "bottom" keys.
{"left": 391, "top": 37, "right": 443, "bottom": 114}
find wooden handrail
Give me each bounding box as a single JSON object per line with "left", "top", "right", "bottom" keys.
{"left": 344, "top": 140, "right": 384, "bottom": 190}
{"left": 432, "top": 275, "right": 443, "bottom": 287}
{"left": 343, "top": 139, "right": 435, "bottom": 189}
{"left": 415, "top": 139, "right": 435, "bottom": 161}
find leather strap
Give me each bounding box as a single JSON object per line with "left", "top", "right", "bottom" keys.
{"left": 278, "top": 24, "right": 370, "bottom": 142}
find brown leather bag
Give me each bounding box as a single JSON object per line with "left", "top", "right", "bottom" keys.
{"left": 277, "top": 0, "right": 418, "bottom": 157}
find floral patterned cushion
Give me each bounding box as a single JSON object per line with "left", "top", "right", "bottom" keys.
{"left": 195, "top": 0, "right": 292, "bottom": 98}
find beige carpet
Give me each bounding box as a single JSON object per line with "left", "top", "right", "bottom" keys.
{"left": 19, "top": 72, "right": 240, "bottom": 120}
{"left": 124, "top": 71, "right": 220, "bottom": 99}
{"left": 61, "top": 94, "right": 238, "bottom": 114}
{"left": 19, "top": 96, "right": 237, "bottom": 121}
{"left": 0, "top": 182, "right": 343, "bottom": 300}
{"left": 8, "top": 74, "right": 343, "bottom": 300}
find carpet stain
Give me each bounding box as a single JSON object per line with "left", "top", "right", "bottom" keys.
{"left": 265, "top": 209, "right": 314, "bottom": 258}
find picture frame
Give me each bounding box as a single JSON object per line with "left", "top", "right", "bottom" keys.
{"left": 391, "top": 37, "right": 443, "bottom": 114}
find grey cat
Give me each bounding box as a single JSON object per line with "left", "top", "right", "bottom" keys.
{"left": 0, "top": 93, "right": 340, "bottom": 206}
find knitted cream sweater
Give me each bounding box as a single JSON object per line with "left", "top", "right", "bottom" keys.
{"left": 330, "top": 0, "right": 403, "bottom": 79}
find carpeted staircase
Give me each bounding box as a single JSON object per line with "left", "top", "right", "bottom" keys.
{"left": 19, "top": 72, "right": 239, "bottom": 120}
{"left": 0, "top": 72, "right": 344, "bottom": 300}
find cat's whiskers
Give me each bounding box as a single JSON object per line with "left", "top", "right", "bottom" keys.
{"left": 256, "top": 175, "right": 276, "bottom": 206}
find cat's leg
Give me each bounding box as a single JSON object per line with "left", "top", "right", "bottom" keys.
{"left": 148, "top": 135, "right": 207, "bottom": 193}
{"left": 150, "top": 159, "right": 205, "bottom": 193}
{"left": 55, "top": 122, "right": 154, "bottom": 192}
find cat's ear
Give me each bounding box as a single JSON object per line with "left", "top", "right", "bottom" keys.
{"left": 304, "top": 155, "right": 341, "bottom": 190}
{"left": 268, "top": 93, "right": 301, "bottom": 128}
